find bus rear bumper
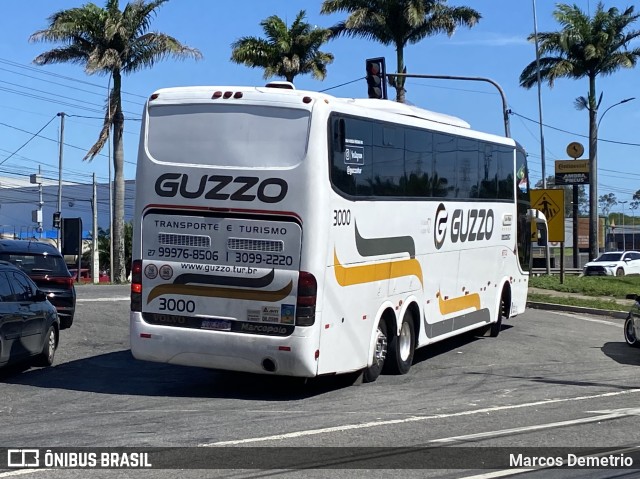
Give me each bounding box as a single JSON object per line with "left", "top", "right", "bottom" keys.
{"left": 130, "top": 312, "right": 318, "bottom": 377}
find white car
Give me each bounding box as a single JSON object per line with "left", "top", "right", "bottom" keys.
{"left": 583, "top": 251, "right": 640, "bottom": 276}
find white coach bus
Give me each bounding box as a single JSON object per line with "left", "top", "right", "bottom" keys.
{"left": 130, "top": 82, "right": 531, "bottom": 382}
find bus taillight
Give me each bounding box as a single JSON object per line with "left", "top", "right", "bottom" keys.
{"left": 296, "top": 271, "right": 317, "bottom": 326}
{"left": 131, "top": 259, "right": 142, "bottom": 312}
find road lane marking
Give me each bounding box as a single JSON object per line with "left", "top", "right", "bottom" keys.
{"left": 0, "top": 470, "right": 48, "bottom": 478}
{"left": 550, "top": 311, "right": 622, "bottom": 327}
{"left": 200, "top": 387, "right": 640, "bottom": 446}
{"left": 430, "top": 407, "right": 640, "bottom": 443}
{"left": 77, "top": 297, "right": 129, "bottom": 303}
{"left": 457, "top": 470, "right": 535, "bottom": 479}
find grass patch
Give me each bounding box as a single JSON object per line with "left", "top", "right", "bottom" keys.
{"left": 529, "top": 274, "right": 640, "bottom": 299}
{"left": 527, "top": 293, "right": 629, "bottom": 312}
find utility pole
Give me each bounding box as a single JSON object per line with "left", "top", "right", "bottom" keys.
{"left": 92, "top": 173, "right": 99, "bottom": 284}
{"left": 30, "top": 166, "right": 43, "bottom": 238}
{"left": 56, "top": 112, "right": 65, "bottom": 251}
{"left": 532, "top": 0, "right": 550, "bottom": 274}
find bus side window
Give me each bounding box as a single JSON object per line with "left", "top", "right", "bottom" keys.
{"left": 334, "top": 118, "right": 346, "bottom": 152}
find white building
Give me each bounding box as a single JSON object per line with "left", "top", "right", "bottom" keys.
{"left": 0, "top": 175, "right": 135, "bottom": 239}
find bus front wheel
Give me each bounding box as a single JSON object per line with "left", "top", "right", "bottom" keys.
{"left": 362, "top": 320, "right": 388, "bottom": 383}
{"left": 385, "top": 311, "right": 415, "bottom": 375}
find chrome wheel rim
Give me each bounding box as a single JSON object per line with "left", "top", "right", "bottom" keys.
{"left": 373, "top": 327, "right": 387, "bottom": 366}
{"left": 399, "top": 321, "right": 412, "bottom": 361}
{"left": 46, "top": 330, "right": 55, "bottom": 362}
{"left": 626, "top": 319, "right": 637, "bottom": 344}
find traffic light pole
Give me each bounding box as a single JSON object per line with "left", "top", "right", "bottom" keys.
{"left": 386, "top": 73, "right": 511, "bottom": 138}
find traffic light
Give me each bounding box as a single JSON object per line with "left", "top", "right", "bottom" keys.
{"left": 365, "top": 57, "right": 387, "bottom": 99}
{"left": 52, "top": 211, "right": 61, "bottom": 229}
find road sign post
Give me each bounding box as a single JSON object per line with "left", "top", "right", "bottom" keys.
{"left": 531, "top": 189, "right": 565, "bottom": 277}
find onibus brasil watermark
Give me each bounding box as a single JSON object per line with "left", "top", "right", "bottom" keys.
{"left": 7, "top": 449, "right": 151, "bottom": 469}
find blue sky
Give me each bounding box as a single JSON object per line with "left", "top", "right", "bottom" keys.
{"left": 1, "top": 0, "right": 639, "bottom": 219}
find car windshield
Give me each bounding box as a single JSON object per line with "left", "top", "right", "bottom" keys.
{"left": 595, "top": 253, "right": 623, "bottom": 262}
{"left": 0, "top": 253, "right": 69, "bottom": 275}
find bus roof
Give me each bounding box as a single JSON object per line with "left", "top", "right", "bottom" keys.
{"left": 150, "top": 85, "right": 473, "bottom": 131}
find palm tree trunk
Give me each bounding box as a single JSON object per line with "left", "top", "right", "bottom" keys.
{"left": 588, "top": 74, "right": 599, "bottom": 261}
{"left": 395, "top": 47, "right": 406, "bottom": 103}
{"left": 111, "top": 70, "right": 127, "bottom": 283}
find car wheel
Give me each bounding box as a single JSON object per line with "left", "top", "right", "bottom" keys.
{"left": 616, "top": 268, "right": 625, "bottom": 276}
{"left": 385, "top": 311, "right": 415, "bottom": 375}
{"left": 362, "top": 320, "right": 388, "bottom": 383}
{"left": 624, "top": 316, "right": 640, "bottom": 348}
{"left": 34, "top": 326, "right": 57, "bottom": 367}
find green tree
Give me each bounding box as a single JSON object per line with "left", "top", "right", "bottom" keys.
{"left": 88, "top": 222, "right": 133, "bottom": 279}
{"left": 321, "top": 0, "right": 480, "bottom": 103}
{"left": 599, "top": 192, "right": 617, "bottom": 216}
{"left": 519, "top": 3, "right": 640, "bottom": 260}
{"left": 231, "top": 10, "right": 334, "bottom": 83}
{"left": 30, "top": 0, "right": 202, "bottom": 283}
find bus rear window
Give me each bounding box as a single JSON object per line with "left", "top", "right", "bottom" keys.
{"left": 147, "top": 104, "right": 310, "bottom": 167}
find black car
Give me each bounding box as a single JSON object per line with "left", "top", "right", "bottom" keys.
{"left": 0, "top": 261, "right": 59, "bottom": 368}
{"left": 0, "top": 239, "right": 76, "bottom": 329}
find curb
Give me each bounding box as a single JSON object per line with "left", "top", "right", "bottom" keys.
{"left": 527, "top": 301, "right": 628, "bottom": 320}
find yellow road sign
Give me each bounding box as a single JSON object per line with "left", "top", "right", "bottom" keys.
{"left": 531, "top": 189, "right": 565, "bottom": 242}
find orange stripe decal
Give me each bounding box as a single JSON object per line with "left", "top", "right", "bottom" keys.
{"left": 438, "top": 292, "right": 481, "bottom": 315}
{"left": 333, "top": 249, "right": 423, "bottom": 287}
{"left": 146, "top": 281, "right": 293, "bottom": 304}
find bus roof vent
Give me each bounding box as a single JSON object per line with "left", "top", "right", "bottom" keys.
{"left": 265, "top": 81, "right": 296, "bottom": 90}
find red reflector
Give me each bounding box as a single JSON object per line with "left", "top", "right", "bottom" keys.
{"left": 302, "top": 96, "right": 312, "bottom": 104}
{"left": 324, "top": 324, "right": 330, "bottom": 329}
{"left": 131, "top": 283, "right": 142, "bottom": 293}
{"left": 212, "top": 91, "right": 222, "bottom": 99}
{"left": 278, "top": 346, "right": 291, "bottom": 351}
{"left": 315, "top": 350, "right": 320, "bottom": 359}
{"left": 223, "top": 91, "right": 233, "bottom": 99}
{"left": 149, "top": 93, "right": 159, "bottom": 101}
{"left": 233, "top": 91, "right": 243, "bottom": 99}
{"left": 140, "top": 333, "right": 151, "bottom": 339}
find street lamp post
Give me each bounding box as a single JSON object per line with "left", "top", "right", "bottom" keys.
{"left": 631, "top": 201, "right": 638, "bottom": 250}
{"left": 591, "top": 97, "right": 635, "bottom": 259}
{"left": 620, "top": 200, "right": 628, "bottom": 250}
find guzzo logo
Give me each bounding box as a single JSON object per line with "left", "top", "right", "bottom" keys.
{"left": 434, "top": 203, "right": 495, "bottom": 250}
{"left": 154, "top": 174, "right": 288, "bottom": 203}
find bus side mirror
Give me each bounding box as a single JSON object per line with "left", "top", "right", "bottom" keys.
{"left": 537, "top": 226, "right": 547, "bottom": 246}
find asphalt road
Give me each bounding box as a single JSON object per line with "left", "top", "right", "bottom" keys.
{"left": 1, "top": 284, "right": 640, "bottom": 479}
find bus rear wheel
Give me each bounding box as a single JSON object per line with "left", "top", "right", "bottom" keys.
{"left": 385, "top": 311, "right": 415, "bottom": 375}
{"left": 362, "top": 320, "right": 388, "bottom": 383}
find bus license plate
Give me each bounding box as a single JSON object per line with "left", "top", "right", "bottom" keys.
{"left": 201, "top": 319, "right": 231, "bottom": 331}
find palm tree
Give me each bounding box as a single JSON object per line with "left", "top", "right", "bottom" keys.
{"left": 320, "top": 0, "right": 481, "bottom": 103}
{"left": 30, "top": 0, "right": 202, "bottom": 283}
{"left": 231, "top": 10, "right": 334, "bottom": 83}
{"left": 519, "top": 3, "right": 640, "bottom": 261}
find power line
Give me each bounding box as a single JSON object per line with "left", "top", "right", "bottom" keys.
{"left": 0, "top": 58, "right": 147, "bottom": 99}
{"left": 0, "top": 80, "right": 142, "bottom": 117}
{"left": 0, "top": 66, "right": 145, "bottom": 106}
{"left": 0, "top": 121, "right": 137, "bottom": 166}
{"left": 0, "top": 115, "right": 57, "bottom": 166}
{"left": 510, "top": 110, "right": 640, "bottom": 147}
